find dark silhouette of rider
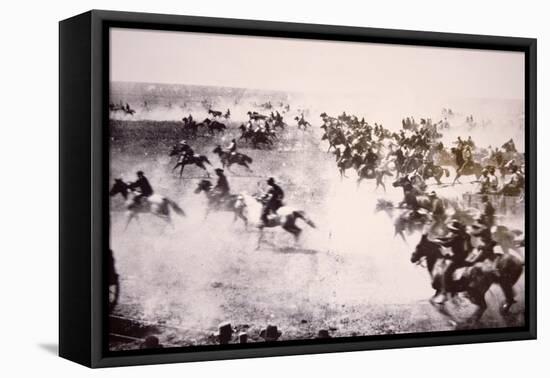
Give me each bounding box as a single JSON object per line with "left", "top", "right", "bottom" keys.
{"left": 213, "top": 168, "right": 230, "bottom": 202}
{"left": 261, "top": 177, "right": 284, "bottom": 225}
{"left": 129, "top": 171, "right": 153, "bottom": 206}
{"left": 434, "top": 220, "right": 472, "bottom": 303}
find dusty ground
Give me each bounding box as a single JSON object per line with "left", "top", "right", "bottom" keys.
{"left": 108, "top": 109, "right": 525, "bottom": 350}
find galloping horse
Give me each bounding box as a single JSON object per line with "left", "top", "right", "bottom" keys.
{"left": 411, "top": 234, "right": 524, "bottom": 326}
{"left": 206, "top": 120, "right": 227, "bottom": 135}
{"left": 169, "top": 147, "right": 211, "bottom": 178}
{"left": 212, "top": 145, "right": 253, "bottom": 171}
{"left": 392, "top": 175, "right": 430, "bottom": 209}
{"left": 356, "top": 163, "right": 394, "bottom": 191}
{"left": 241, "top": 194, "right": 316, "bottom": 249}
{"left": 109, "top": 179, "right": 185, "bottom": 228}
{"left": 194, "top": 180, "right": 248, "bottom": 226}
{"left": 294, "top": 116, "right": 311, "bottom": 130}
{"left": 451, "top": 147, "right": 483, "bottom": 184}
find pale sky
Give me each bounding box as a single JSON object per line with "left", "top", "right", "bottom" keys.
{"left": 110, "top": 27, "right": 524, "bottom": 100}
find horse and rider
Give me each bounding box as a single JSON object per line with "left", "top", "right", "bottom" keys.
{"left": 128, "top": 171, "right": 153, "bottom": 208}
{"left": 212, "top": 140, "right": 254, "bottom": 171}
{"left": 110, "top": 171, "right": 185, "bottom": 227}
{"left": 411, "top": 218, "right": 523, "bottom": 325}
{"left": 260, "top": 177, "right": 285, "bottom": 226}
{"left": 169, "top": 140, "right": 212, "bottom": 177}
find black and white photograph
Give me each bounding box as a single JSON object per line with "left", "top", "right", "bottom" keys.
{"left": 107, "top": 27, "right": 527, "bottom": 352}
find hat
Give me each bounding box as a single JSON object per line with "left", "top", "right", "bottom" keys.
{"left": 136, "top": 170, "right": 144, "bottom": 176}
{"left": 267, "top": 177, "right": 275, "bottom": 184}
{"left": 260, "top": 324, "right": 282, "bottom": 341}
{"left": 428, "top": 191, "right": 437, "bottom": 197}
{"left": 215, "top": 322, "right": 233, "bottom": 344}
{"left": 215, "top": 168, "right": 224, "bottom": 174}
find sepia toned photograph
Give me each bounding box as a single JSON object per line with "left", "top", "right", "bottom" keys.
{"left": 107, "top": 27, "right": 526, "bottom": 352}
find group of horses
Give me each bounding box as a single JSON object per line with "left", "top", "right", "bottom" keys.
{"left": 318, "top": 110, "right": 525, "bottom": 327}
{"left": 110, "top": 173, "right": 316, "bottom": 249}
{"left": 181, "top": 116, "right": 228, "bottom": 137}
{"left": 376, "top": 172, "right": 525, "bottom": 327}
{"left": 110, "top": 101, "right": 525, "bottom": 330}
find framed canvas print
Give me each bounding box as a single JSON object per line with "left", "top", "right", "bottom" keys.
{"left": 59, "top": 10, "right": 536, "bottom": 368}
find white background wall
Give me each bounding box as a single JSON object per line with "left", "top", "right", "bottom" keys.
{"left": 0, "top": 0, "right": 546, "bottom": 375}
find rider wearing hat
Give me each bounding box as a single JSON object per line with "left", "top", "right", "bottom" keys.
{"left": 129, "top": 171, "right": 153, "bottom": 206}
{"left": 179, "top": 139, "right": 194, "bottom": 158}
{"left": 434, "top": 220, "right": 473, "bottom": 303}
{"left": 261, "top": 177, "right": 285, "bottom": 225}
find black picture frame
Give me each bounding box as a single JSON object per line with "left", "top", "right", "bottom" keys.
{"left": 59, "top": 9, "right": 537, "bottom": 368}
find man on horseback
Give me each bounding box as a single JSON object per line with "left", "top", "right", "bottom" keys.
{"left": 261, "top": 177, "right": 285, "bottom": 226}
{"left": 434, "top": 220, "right": 473, "bottom": 304}
{"left": 179, "top": 139, "right": 194, "bottom": 157}
{"left": 129, "top": 171, "right": 154, "bottom": 208}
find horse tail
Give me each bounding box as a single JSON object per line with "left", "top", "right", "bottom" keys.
{"left": 294, "top": 211, "right": 316, "bottom": 228}
{"left": 203, "top": 156, "right": 212, "bottom": 165}
{"left": 164, "top": 198, "right": 185, "bottom": 216}
{"left": 244, "top": 155, "right": 253, "bottom": 163}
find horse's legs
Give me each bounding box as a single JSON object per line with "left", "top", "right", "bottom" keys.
{"left": 283, "top": 223, "right": 301, "bottom": 243}
{"left": 452, "top": 173, "right": 461, "bottom": 185}
{"left": 429, "top": 297, "right": 459, "bottom": 327}
{"left": 256, "top": 227, "right": 265, "bottom": 250}
{"left": 179, "top": 163, "right": 185, "bottom": 178}
{"left": 435, "top": 173, "right": 442, "bottom": 185}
